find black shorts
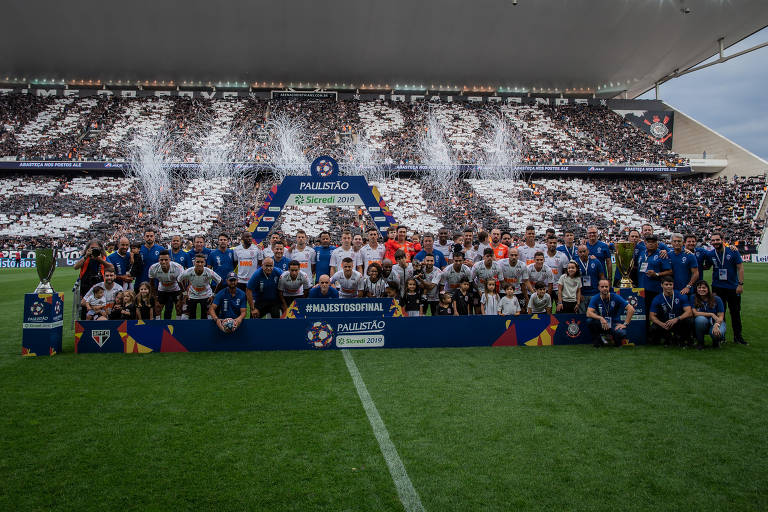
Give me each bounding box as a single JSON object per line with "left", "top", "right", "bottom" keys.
{"left": 157, "top": 290, "right": 180, "bottom": 307}
{"left": 186, "top": 297, "right": 211, "bottom": 319}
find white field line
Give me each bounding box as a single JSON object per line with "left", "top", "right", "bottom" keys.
{"left": 342, "top": 349, "right": 425, "bottom": 512}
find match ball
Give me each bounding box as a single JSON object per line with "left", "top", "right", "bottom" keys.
{"left": 222, "top": 318, "right": 235, "bottom": 332}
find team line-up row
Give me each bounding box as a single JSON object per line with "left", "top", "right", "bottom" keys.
{"left": 75, "top": 222, "right": 746, "bottom": 347}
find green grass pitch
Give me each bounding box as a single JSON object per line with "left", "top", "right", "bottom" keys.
{"left": 1, "top": 266, "right": 766, "bottom": 511}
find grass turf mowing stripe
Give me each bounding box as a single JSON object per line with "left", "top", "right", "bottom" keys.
{"left": 343, "top": 349, "right": 425, "bottom": 512}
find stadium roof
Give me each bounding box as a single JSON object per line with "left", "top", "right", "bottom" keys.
{"left": 2, "top": 0, "right": 767, "bottom": 98}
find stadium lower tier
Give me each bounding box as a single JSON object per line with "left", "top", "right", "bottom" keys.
{"left": 1, "top": 173, "right": 765, "bottom": 252}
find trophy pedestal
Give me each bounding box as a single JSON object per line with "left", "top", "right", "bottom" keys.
{"left": 22, "top": 293, "right": 64, "bottom": 356}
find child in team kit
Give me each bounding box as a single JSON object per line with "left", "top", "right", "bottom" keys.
{"left": 135, "top": 281, "right": 156, "bottom": 320}
{"left": 402, "top": 278, "right": 424, "bottom": 317}
{"left": 528, "top": 281, "right": 552, "bottom": 314}
{"left": 437, "top": 292, "right": 454, "bottom": 316}
{"left": 452, "top": 277, "right": 473, "bottom": 316}
{"left": 86, "top": 285, "right": 108, "bottom": 320}
{"left": 498, "top": 282, "right": 521, "bottom": 316}
{"left": 557, "top": 261, "right": 582, "bottom": 313}
{"left": 480, "top": 279, "right": 500, "bottom": 316}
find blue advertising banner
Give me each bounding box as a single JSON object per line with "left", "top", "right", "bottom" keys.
{"left": 22, "top": 292, "right": 64, "bottom": 356}
{"left": 284, "top": 298, "right": 403, "bottom": 319}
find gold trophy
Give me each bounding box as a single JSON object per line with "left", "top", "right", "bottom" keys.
{"left": 614, "top": 242, "right": 636, "bottom": 288}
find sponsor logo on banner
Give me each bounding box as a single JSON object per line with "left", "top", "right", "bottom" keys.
{"left": 368, "top": 206, "right": 381, "bottom": 212}
{"left": 287, "top": 194, "right": 361, "bottom": 206}
{"left": 262, "top": 216, "right": 275, "bottom": 222}
{"left": 306, "top": 321, "right": 334, "bottom": 348}
{"left": 30, "top": 302, "right": 45, "bottom": 316}
{"left": 298, "top": 181, "right": 350, "bottom": 191}
{"left": 268, "top": 206, "right": 281, "bottom": 212}
{"left": 91, "top": 329, "right": 111, "bottom": 347}
{"left": 257, "top": 227, "right": 269, "bottom": 232}
{"left": 749, "top": 254, "right": 768, "bottom": 263}
{"left": 335, "top": 320, "right": 386, "bottom": 348}
{"left": 373, "top": 216, "right": 386, "bottom": 222}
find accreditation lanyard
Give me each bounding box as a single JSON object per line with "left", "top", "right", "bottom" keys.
{"left": 601, "top": 295, "right": 613, "bottom": 326}
{"left": 663, "top": 293, "right": 675, "bottom": 318}
{"left": 563, "top": 245, "right": 576, "bottom": 262}
{"left": 578, "top": 258, "right": 588, "bottom": 275}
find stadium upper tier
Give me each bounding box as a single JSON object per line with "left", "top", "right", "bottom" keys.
{"left": 0, "top": 95, "right": 683, "bottom": 166}
{"left": 0, "top": 174, "right": 764, "bottom": 254}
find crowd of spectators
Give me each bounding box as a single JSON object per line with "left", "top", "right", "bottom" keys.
{"left": 1, "top": 93, "right": 685, "bottom": 166}
{"left": 0, "top": 173, "right": 765, "bottom": 256}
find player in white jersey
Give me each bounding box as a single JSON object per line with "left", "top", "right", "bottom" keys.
{"left": 359, "top": 226, "right": 386, "bottom": 275}
{"left": 330, "top": 257, "right": 364, "bottom": 298}
{"left": 278, "top": 260, "right": 311, "bottom": 310}
{"left": 527, "top": 252, "right": 555, "bottom": 297}
{"left": 499, "top": 247, "right": 530, "bottom": 306}
{"left": 517, "top": 225, "right": 547, "bottom": 265}
{"left": 288, "top": 229, "right": 316, "bottom": 278}
{"left": 543, "top": 236, "right": 569, "bottom": 295}
{"left": 330, "top": 230, "right": 362, "bottom": 275}
{"left": 260, "top": 232, "right": 283, "bottom": 260}
{"left": 358, "top": 262, "right": 388, "bottom": 298}
{"left": 233, "top": 231, "right": 262, "bottom": 291}
{"left": 434, "top": 228, "right": 454, "bottom": 264}
{"left": 178, "top": 253, "right": 222, "bottom": 319}
{"left": 433, "top": 252, "right": 473, "bottom": 295}
{"left": 148, "top": 250, "right": 185, "bottom": 319}
{"left": 415, "top": 253, "right": 442, "bottom": 315}
{"left": 471, "top": 248, "right": 502, "bottom": 288}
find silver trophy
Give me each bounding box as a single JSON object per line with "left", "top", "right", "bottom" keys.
{"left": 34, "top": 248, "right": 56, "bottom": 293}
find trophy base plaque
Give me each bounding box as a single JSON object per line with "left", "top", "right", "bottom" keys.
{"left": 22, "top": 293, "right": 64, "bottom": 356}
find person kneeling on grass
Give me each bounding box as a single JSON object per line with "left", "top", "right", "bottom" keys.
{"left": 527, "top": 281, "right": 552, "bottom": 314}
{"left": 210, "top": 272, "right": 247, "bottom": 333}
{"left": 586, "top": 279, "right": 635, "bottom": 348}
{"left": 691, "top": 280, "right": 726, "bottom": 349}
{"left": 649, "top": 275, "right": 693, "bottom": 347}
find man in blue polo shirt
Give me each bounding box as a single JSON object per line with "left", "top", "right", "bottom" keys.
{"left": 586, "top": 279, "right": 635, "bottom": 347}
{"left": 189, "top": 235, "right": 212, "bottom": 261}
{"left": 208, "top": 233, "right": 237, "bottom": 291}
{"left": 649, "top": 276, "right": 693, "bottom": 346}
{"left": 586, "top": 225, "right": 612, "bottom": 285}
{"left": 107, "top": 237, "right": 133, "bottom": 290}
{"left": 685, "top": 234, "right": 709, "bottom": 281}
{"left": 413, "top": 233, "right": 448, "bottom": 270}
{"left": 308, "top": 274, "right": 340, "bottom": 298}
{"left": 313, "top": 231, "right": 336, "bottom": 284}
{"left": 706, "top": 232, "right": 746, "bottom": 345}
{"left": 139, "top": 228, "right": 164, "bottom": 287}
{"left": 669, "top": 233, "right": 699, "bottom": 297}
{"left": 637, "top": 234, "right": 672, "bottom": 331}
{"left": 170, "top": 235, "right": 192, "bottom": 269}
{"left": 209, "top": 272, "right": 247, "bottom": 333}
{"left": 271, "top": 241, "right": 292, "bottom": 272}
{"left": 575, "top": 244, "right": 605, "bottom": 313}
{"left": 246, "top": 257, "right": 283, "bottom": 318}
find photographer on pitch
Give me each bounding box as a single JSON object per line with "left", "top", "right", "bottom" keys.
{"left": 73, "top": 239, "right": 115, "bottom": 319}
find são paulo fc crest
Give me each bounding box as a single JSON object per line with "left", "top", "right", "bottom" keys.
{"left": 566, "top": 319, "right": 581, "bottom": 338}
{"left": 29, "top": 302, "right": 44, "bottom": 316}
{"left": 310, "top": 155, "right": 339, "bottom": 179}
{"left": 91, "top": 329, "right": 111, "bottom": 347}
{"left": 306, "top": 321, "right": 334, "bottom": 348}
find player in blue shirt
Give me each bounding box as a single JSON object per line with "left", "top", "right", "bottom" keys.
{"left": 271, "top": 241, "right": 292, "bottom": 272}
{"left": 308, "top": 274, "right": 340, "bottom": 298}
{"left": 210, "top": 272, "right": 247, "bottom": 333}
{"left": 169, "top": 235, "right": 192, "bottom": 269}
{"left": 586, "top": 225, "right": 612, "bottom": 284}
{"left": 649, "top": 276, "right": 693, "bottom": 346}
{"left": 705, "top": 232, "right": 745, "bottom": 344}
{"left": 637, "top": 234, "right": 672, "bottom": 330}
{"left": 575, "top": 245, "right": 605, "bottom": 313}
{"left": 207, "top": 233, "right": 237, "bottom": 290}
{"left": 313, "top": 231, "right": 336, "bottom": 284}
{"left": 668, "top": 234, "right": 699, "bottom": 296}
{"left": 139, "top": 228, "right": 165, "bottom": 287}
{"left": 556, "top": 229, "right": 578, "bottom": 263}
{"left": 413, "top": 233, "right": 448, "bottom": 269}
{"left": 691, "top": 280, "right": 727, "bottom": 349}
{"left": 107, "top": 237, "right": 133, "bottom": 290}
{"left": 246, "top": 257, "right": 283, "bottom": 318}
{"left": 586, "top": 279, "right": 635, "bottom": 347}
